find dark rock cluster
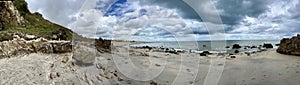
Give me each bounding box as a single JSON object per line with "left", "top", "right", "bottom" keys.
{"left": 95, "top": 38, "right": 111, "bottom": 52}
{"left": 277, "top": 34, "right": 300, "bottom": 55}
{"left": 232, "top": 44, "right": 242, "bottom": 49}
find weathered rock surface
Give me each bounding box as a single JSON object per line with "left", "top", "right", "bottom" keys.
{"left": 0, "top": 37, "right": 72, "bottom": 59}
{"left": 277, "top": 34, "right": 300, "bottom": 55}
{"left": 0, "top": 0, "right": 24, "bottom": 30}
{"left": 95, "top": 38, "right": 111, "bottom": 52}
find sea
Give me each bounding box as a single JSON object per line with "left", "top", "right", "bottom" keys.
{"left": 130, "top": 40, "right": 280, "bottom": 53}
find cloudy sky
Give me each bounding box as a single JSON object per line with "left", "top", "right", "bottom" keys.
{"left": 25, "top": 0, "right": 300, "bottom": 41}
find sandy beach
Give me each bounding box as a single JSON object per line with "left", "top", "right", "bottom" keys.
{"left": 0, "top": 43, "right": 299, "bottom": 85}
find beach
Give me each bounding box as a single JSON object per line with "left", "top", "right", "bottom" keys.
{"left": 0, "top": 42, "right": 300, "bottom": 85}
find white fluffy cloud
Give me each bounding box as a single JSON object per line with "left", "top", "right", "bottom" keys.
{"left": 25, "top": 0, "right": 300, "bottom": 41}
{"left": 228, "top": 0, "right": 300, "bottom": 40}
{"left": 66, "top": 0, "right": 211, "bottom": 41}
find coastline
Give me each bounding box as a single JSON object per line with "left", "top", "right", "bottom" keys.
{"left": 1, "top": 41, "right": 300, "bottom": 84}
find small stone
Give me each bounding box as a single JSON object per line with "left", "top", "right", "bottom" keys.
{"left": 155, "top": 64, "right": 161, "bottom": 66}
{"left": 118, "top": 77, "right": 124, "bottom": 81}
{"left": 234, "top": 50, "right": 239, "bottom": 53}
{"left": 61, "top": 56, "right": 69, "bottom": 63}
{"left": 96, "top": 63, "right": 105, "bottom": 70}
{"left": 150, "top": 80, "right": 158, "bottom": 85}
{"left": 189, "top": 81, "right": 193, "bottom": 84}
{"left": 49, "top": 72, "right": 57, "bottom": 79}
{"left": 230, "top": 56, "right": 236, "bottom": 58}
{"left": 186, "top": 69, "right": 191, "bottom": 72}
{"left": 56, "top": 72, "right": 60, "bottom": 77}
{"left": 113, "top": 70, "right": 118, "bottom": 77}
{"left": 50, "top": 64, "right": 54, "bottom": 68}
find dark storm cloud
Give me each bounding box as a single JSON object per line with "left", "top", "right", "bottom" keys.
{"left": 140, "top": 0, "right": 271, "bottom": 26}
{"left": 25, "top": 0, "right": 300, "bottom": 40}
{"left": 138, "top": 0, "right": 202, "bottom": 21}
{"left": 216, "top": 0, "right": 270, "bottom": 25}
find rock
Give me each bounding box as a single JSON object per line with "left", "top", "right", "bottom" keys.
{"left": 234, "top": 50, "right": 239, "bottom": 53}
{"left": 167, "top": 50, "right": 179, "bottom": 55}
{"left": 230, "top": 56, "right": 236, "bottom": 58}
{"left": 245, "top": 52, "right": 251, "bottom": 56}
{"left": 113, "top": 70, "right": 118, "bottom": 77}
{"left": 200, "top": 53, "right": 207, "bottom": 56}
{"left": 0, "top": 36, "right": 72, "bottom": 59}
{"left": 95, "top": 38, "right": 111, "bottom": 52}
{"left": 263, "top": 43, "right": 273, "bottom": 48}
{"left": 251, "top": 46, "right": 257, "bottom": 49}
{"left": 225, "top": 46, "right": 230, "bottom": 48}
{"left": 61, "top": 56, "right": 69, "bottom": 63}
{"left": 277, "top": 34, "right": 300, "bottom": 55}
{"left": 118, "top": 77, "right": 124, "bottom": 81}
{"left": 72, "top": 43, "right": 96, "bottom": 66}
{"left": 150, "top": 80, "right": 159, "bottom": 85}
{"left": 141, "top": 46, "right": 152, "bottom": 50}
{"left": 51, "top": 41, "right": 72, "bottom": 53}
{"left": 0, "top": 1, "right": 25, "bottom": 30}
{"left": 33, "top": 42, "right": 53, "bottom": 53}
{"left": 96, "top": 63, "right": 105, "bottom": 70}
{"left": 232, "top": 44, "right": 241, "bottom": 49}
{"left": 49, "top": 72, "right": 59, "bottom": 79}
{"left": 202, "top": 51, "right": 210, "bottom": 54}
{"left": 155, "top": 64, "right": 161, "bottom": 66}
{"left": 24, "top": 34, "right": 36, "bottom": 40}
{"left": 51, "top": 29, "right": 68, "bottom": 40}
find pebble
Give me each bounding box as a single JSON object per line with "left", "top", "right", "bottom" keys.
{"left": 61, "top": 56, "right": 69, "bottom": 63}
{"left": 49, "top": 72, "right": 59, "bottom": 79}
{"left": 150, "top": 80, "right": 158, "bottom": 85}
{"left": 155, "top": 64, "right": 161, "bottom": 66}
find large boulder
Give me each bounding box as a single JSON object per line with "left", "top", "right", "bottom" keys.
{"left": 232, "top": 44, "right": 241, "bottom": 49}
{"left": 277, "top": 34, "right": 300, "bottom": 55}
{"left": 263, "top": 43, "right": 273, "bottom": 48}
{"left": 95, "top": 38, "right": 111, "bottom": 52}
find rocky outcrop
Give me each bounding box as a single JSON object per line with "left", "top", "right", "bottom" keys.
{"left": 0, "top": 36, "right": 72, "bottom": 59}
{"left": 0, "top": 0, "right": 24, "bottom": 30}
{"left": 51, "top": 29, "right": 69, "bottom": 40}
{"left": 232, "top": 44, "right": 241, "bottom": 49}
{"left": 95, "top": 38, "right": 111, "bottom": 52}
{"left": 277, "top": 34, "right": 300, "bottom": 55}
{"left": 263, "top": 43, "right": 273, "bottom": 48}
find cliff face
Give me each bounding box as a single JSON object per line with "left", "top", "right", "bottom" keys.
{"left": 0, "top": 0, "right": 74, "bottom": 41}
{"left": 277, "top": 35, "right": 300, "bottom": 55}
{"left": 0, "top": 0, "right": 24, "bottom": 30}
{"left": 0, "top": 0, "right": 112, "bottom": 56}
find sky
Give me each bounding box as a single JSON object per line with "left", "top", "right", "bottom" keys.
{"left": 25, "top": 0, "right": 300, "bottom": 41}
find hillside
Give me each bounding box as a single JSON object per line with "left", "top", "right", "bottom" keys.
{"left": 0, "top": 0, "right": 76, "bottom": 41}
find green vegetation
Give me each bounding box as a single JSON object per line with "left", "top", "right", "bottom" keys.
{"left": 1, "top": 0, "right": 74, "bottom": 41}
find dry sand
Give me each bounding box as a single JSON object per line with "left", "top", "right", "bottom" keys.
{"left": 0, "top": 46, "right": 299, "bottom": 85}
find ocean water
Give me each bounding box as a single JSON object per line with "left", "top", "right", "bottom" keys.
{"left": 131, "top": 40, "right": 280, "bottom": 52}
